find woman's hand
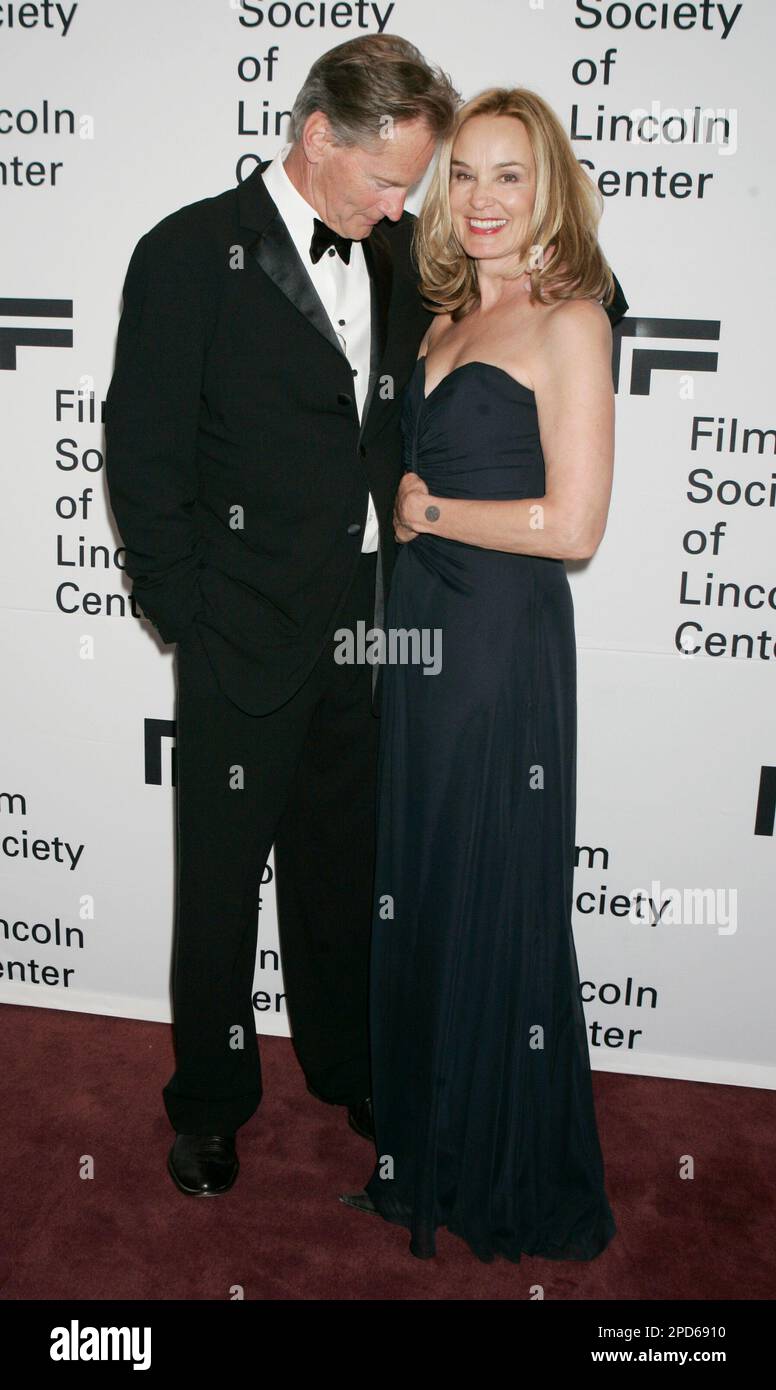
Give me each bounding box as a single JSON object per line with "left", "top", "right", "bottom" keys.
{"left": 394, "top": 470, "right": 430, "bottom": 543}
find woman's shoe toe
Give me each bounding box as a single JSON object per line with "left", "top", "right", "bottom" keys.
{"left": 338, "top": 1189, "right": 378, "bottom": 1214}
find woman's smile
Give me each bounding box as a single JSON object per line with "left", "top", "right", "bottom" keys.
{"left": 465, "top": 215, "right": 509, "bottom": 235}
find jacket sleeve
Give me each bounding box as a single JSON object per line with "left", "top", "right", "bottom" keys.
{"left": 604, "top": 271, "right": 629, "bottom": 328}
{"left": 104, "top": 228, "right": 207, "bottom": 644}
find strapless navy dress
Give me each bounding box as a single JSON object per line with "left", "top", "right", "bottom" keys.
{"left": 363, "top": 356, "right": 617, "bottom": 1263}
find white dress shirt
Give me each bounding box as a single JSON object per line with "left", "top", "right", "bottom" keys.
{"left": 261, "top": 143, "right": 378, "bottom": 554}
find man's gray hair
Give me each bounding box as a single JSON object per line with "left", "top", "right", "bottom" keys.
{"left": 288, "top": 33, "right": 460, "bottom": 149}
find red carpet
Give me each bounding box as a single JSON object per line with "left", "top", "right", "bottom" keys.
{"left": 1, "top": 1002, "right": 773, "bottom": 1300}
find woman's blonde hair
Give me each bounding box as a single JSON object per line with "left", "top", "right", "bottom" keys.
{"left": 413, "top": 86, "right": 615, "bottom": 320}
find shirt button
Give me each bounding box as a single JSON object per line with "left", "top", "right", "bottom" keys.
{"left": 347, "top": 523, "right": 361, "bottom": 535}
{"left": 328, "top": 247, "right": 335, "bottom": 256}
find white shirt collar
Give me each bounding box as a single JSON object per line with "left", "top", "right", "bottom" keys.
{"left": 261, "top": 142, "right": 324, "bottom": 259}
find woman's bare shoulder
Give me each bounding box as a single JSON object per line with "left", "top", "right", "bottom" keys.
{"left": 419, "top": 311, "right": 454, "bottom": 358}
{"left": 539, "top": 295, "right": 612, "bottom": 358}
{"left": 527, "top": 296, "right": 613, "bottom": 398}
{"left": 544, "top": 294, "right": 611, "bottom": 332}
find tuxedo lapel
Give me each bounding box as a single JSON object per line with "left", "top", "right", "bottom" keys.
{"left": 238, "top": 160, "right": 394, "bottom": 443}
{"left": 358, "top": 229, "right": 393, "bottom": 440}
{"left": 247, "top": 210, "right": 345, "bottom": 358}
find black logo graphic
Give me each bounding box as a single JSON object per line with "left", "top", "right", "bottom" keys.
{"left": 0, "top": 297, "right": 73, "bottom": 369}
{"left": 754, "top": 766, "right": 776, "bottom": 837}
{"left": 612, "top": 317, "right": 720, "bottom": 395}
{"left": 144, "top": 719, "right": 177, "bottom": 787}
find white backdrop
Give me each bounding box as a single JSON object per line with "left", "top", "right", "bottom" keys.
{"left": 1, "top": 0, "right": 773, "bottom": 1088}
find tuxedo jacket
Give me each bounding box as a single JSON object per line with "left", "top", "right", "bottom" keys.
{"left": 104, "top": 160, "right": 628, "bottom": 717}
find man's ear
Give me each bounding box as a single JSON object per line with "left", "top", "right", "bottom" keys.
{"left": 302, "top": 110, "right": 334, "bottom": 163}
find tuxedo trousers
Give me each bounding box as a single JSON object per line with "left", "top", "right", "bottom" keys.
{"left": 162, "top": 549, "right": 379, "bottom": 1133}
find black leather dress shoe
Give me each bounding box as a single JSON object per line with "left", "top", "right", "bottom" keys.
{"left": 338, "top": 1189, "right": 378, "bottom": 1214}
{"left": 347, "top": 1097, "right": 374, "bottom": 1141}
{"left": 167, "top": 1133, "right": 238, "bottom": 1196}
{"left": 306, "top": 1082, "right": 375, "bottom": 1142}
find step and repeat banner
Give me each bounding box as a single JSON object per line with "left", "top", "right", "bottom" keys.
{"left": 1, "top": 1, "right": 773, "bottom": 1088}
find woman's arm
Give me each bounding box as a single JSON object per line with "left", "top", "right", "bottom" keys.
{"left": 396, "top": 298, "right": 615, "bottom": 561}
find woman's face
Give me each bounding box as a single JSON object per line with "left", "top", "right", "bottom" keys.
{"left": 448, "top": 113, "right": 537, "bottom": 269}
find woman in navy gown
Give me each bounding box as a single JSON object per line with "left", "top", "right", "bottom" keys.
{"left": 340, "top": 88, "right": 621, "bottom": 1263}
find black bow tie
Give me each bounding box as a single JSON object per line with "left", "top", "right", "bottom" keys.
{"left": 310, "top": 216, "right": 353, "bottom": 265}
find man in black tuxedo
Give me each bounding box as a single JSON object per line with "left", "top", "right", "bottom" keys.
{"left": 104, "top": 35, "right": 460, "bottom": 1195}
